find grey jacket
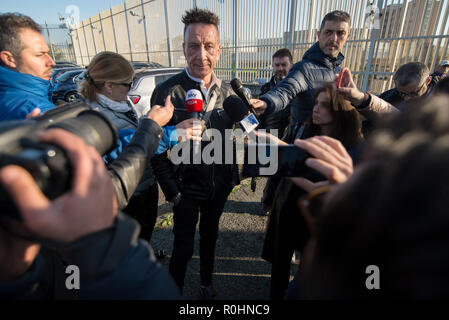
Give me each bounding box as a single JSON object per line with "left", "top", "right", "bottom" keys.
{"left": 260, "top": 42, "right": 344, "bottom": 126}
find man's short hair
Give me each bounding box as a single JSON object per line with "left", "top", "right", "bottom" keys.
{"left": 393, "top": 62, "right": 430, "bottom": 87}
{"left": 182, "top": 8, "right": 219, "bottom": 38}
{"left": 273, "top": 48, "right": 293, "bottom": 63}
{"left": 320, "top": 10, "right": 351, "bottom": 31}
{"left": 0, "top": 13, "right": 41, "bottom": 62}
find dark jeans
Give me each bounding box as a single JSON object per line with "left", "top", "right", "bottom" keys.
{"left": 169, "top": 184, "right": 232, "bottom": 291}
{"left": 123, "top": 183, "right": 159, "bottom": 242}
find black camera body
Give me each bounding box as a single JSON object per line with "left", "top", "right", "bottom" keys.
{"left": 0, "top": 102, "right": 118, "bottom": 219}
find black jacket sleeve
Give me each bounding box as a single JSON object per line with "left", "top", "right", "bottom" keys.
{"left": 260, "top": 62, "right": 309, "bottom": 115}
{"left": 108, "top": 118, "right": 163, "bottom": 210}
{"left": 149, "top": 86, "right": 180, "bottom": 202}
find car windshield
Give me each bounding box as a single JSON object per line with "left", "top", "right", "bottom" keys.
{"left": 57, "top": 71, "right": 81, "bottom": 82}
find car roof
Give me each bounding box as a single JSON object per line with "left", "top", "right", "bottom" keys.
{"left": 134, "top": 67, "right": 183, "bottom": 78}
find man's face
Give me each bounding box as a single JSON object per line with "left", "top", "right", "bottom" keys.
{"left": 318, "top": 20, "right": 350, "bottom": 58}
{"left": 396, "top": 77, "right": 430, "bottom": 101}
{"left": 273, "top": 56, "right": 293, "bottom": 82}
{"left": 16, "top": 28, "right": 55, "bottom": 80}
{"left": 183, "top": 23, "right": 221, "bottom": 81}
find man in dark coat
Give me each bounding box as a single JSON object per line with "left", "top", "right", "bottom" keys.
{"left": 259, "top": 48, "right": 294, "bottom": 138}
{"left": 251, "top": 10, "right": 351, "bottom": 131}
{"left": 254, "top": 10, "right": 352, "bottom": 300}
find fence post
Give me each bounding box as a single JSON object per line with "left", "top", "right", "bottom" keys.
{"left": 89, "top": 18, "right": 97, "bottom": 54}
{"left": 163, "top": 0, "right": 173, "bottom": 67}
{"left": 387, "top": 0, "right": 410, "bottom": 88}
{"left": 362, "top": 0, "right": 384, "bottom": 92}
{"left": 286, "top": 0, "right": 298, "bottom": 52}
{"left": 232, "top": 0, "right": 239, "bottom": 79}
{"left": 45, "top": 21, "right": 56, "bottom": 61}
{"left": 141, "top": 0, "right": 150, "bottom": 63}
{"left": 81, "top": 21, "right": 91, "bottom": 63}
{"left": 110, "top": 8, "right": 119, "bottom": 53}
{"left": 99, "top": 13, "right": 107, "bottom": 51}
{"left": 124, "top": 2, "right": 134, "bottom": 61}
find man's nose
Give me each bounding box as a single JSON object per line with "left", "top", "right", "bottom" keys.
{"left": 199, "top": 45, "right": 208, "bottom": 59}
{"left": 329, "top": 32, "right": 338, "bottom": 42}
{"left": 47, "top": 54, "right": 56, "bottom": 67}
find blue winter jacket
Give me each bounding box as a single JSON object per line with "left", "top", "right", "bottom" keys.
{"left": 260, "top": 42, "right": 344, "bottom": 126}
{"left": 0, "top": 66, "right": 55, "bottom": 121}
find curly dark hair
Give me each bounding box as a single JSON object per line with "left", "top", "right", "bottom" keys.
{"left": 0, "top": 13, "right": 41, "bottom": 64}
{"left": 182, "top": 8, "right": 219, "bottom": 36}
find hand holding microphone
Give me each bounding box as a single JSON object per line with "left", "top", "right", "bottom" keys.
{"left": 185, "top": 89, "right": 203, "bottom": 148}
{"left": 223, "top": 95, "right": 259, "bottom": 134}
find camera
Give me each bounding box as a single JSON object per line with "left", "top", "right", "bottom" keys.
{"left": 0, "top": 102, "right": 118, "bottom": 219}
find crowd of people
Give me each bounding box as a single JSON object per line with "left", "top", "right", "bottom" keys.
{"left": 0, "top": 7, "right": 449, "bottom": 301}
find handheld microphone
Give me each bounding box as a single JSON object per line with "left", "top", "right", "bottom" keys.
{"left": 185, "top": 89, "right": 203, "bottom": 119}
{"left": 230, "top": 78, "right": 258, "bottom": 119}
{"left": 223, "top": 95, "right": 259, "bottom": 134}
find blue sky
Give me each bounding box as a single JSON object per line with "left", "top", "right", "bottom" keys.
{"left": 0, "top": 0, "right": 125, "bottom": 24}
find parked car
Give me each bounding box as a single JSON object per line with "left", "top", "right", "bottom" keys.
{"left": 128, "top": 67, "right": 183, "bottom": 115}
{"left": 131, "top": 61, "right": 166, "bottom": 70}
{"left": 52, "top": 67, "right": 84, "bottom": 82}
{"left": 52, "top": 69, "right": 84, "bottom": 103}
{"left": 54, "top": 61, "right": 80, "bottom": 69}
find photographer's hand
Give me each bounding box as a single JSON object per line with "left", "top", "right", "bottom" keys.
{"left": 148, "top": 96, "right": 175, "bottom": 127}
{"left": 0, "top": 129, "right": 117, "bottom": 244}
{"left": 289, "top": 136, "right": 353, "bottom": 192}
{"left": 26, "top": 108, "right": 41, "bottom": 119}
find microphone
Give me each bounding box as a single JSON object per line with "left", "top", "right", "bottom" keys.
{"left": 230, "top": 78, "right": 258, "bottom": 119}
{"left": 185, "top": 89, "right": 203, "bottom": 119}
{"left": 185, "top": 89, "right": 203, "bottom": 153}
{"left": 223, "top": 95, "right": 259, "bottom": 134}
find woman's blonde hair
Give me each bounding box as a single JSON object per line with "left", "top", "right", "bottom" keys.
{"left": 79, "top": 51, "right": 135, "bottom": 102}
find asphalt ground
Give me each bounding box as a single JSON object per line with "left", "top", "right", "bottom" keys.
{"left": 151, "top": 177, "right": 299, "bottom": 300}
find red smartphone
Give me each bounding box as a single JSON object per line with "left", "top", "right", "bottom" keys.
{"left": 336, "top": 67, "right": 349, "bottom": 88}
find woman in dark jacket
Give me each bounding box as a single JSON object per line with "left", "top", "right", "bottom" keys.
{"left": 262, "top": 83, "right": 363, "bottom": 299}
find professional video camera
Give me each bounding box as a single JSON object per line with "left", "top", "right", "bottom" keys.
{"left": 0, "top": 102, "right": 118, "bottom": 219}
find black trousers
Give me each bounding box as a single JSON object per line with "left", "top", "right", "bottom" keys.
{"left": 169, "top": 184, "right": 232, "bottom": 291}
{"left": 270, "top": 188, "right": 309, "bottom": 300}
{"left": 123, "top": 183, "right": 159, "bottom": 242}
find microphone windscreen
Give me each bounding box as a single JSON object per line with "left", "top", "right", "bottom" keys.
{"left": 230, "top": 78, "right": 243, "bottom": 93}
{"left": 185, "top": 89, "right": 203, "bottom": 113}
{"left": 223, "top": 95, "right": 249, "bottom": 123}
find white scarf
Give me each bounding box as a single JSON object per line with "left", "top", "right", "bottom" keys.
{"left": 96, "top": 93, "right": 133, "bottom": 113}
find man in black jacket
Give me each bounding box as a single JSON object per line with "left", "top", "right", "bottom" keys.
{"left": 150, "top": 8, "right": 236, "bottom": 299}
{"left": 251, "top": 10, "right": 351, "bottom": 130}
{"left": 259, "top": 48, "right": 294, "bottom": 138}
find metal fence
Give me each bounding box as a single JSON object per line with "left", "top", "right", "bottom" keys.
{"left": 41, "top": 23, "right": 77, "bottom": 63}
{"left": 67, "top": 0, "right": 448, "bottom": 93}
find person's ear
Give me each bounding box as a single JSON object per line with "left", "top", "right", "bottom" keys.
{"left": 426, "top": 76, "right": 432, "bottom": 86}
{"left": 0, "top": 50, "right": 17, "bottom": 69}
{"left": 103, "top": 81, "right": 114, "bottom": 95}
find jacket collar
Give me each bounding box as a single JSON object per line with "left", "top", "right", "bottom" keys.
{"left": 0, "top": 65, "right": 52, "bottom": 98}
{"left": 303, "top": 42, "right": 345, "bottom": 70}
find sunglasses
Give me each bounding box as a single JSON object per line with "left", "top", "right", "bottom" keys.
{"left": 116, "top": 81, "right": 134, "bottom": 90}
